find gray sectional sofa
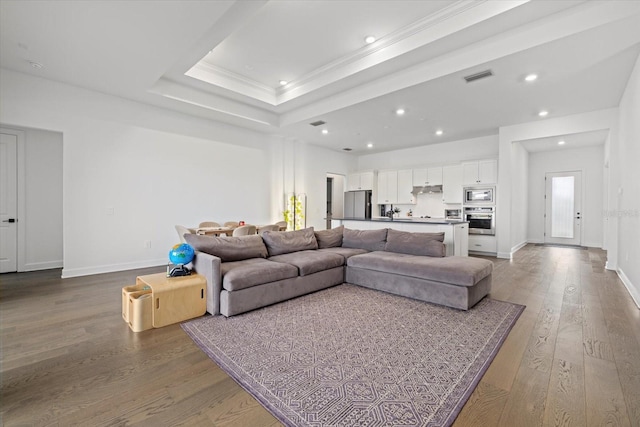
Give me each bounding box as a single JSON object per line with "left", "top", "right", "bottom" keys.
{"left": 185, "top": 226, "right": 493, "bottom": 317}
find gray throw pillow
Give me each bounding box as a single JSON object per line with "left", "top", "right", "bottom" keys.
{"left": 184, "top": 233, "right": 268, "bottom": 262}
{"left": 314, "top": 225, "right": 344, "bottom": 249}
{"left": 384, "top": 228, "right": 446, "bottom": 257}
{"left": 262, "top": 227, "right": 318, "bottom": 256}
{"left": 342, "top": 228, "right": 388, "bottom": 251}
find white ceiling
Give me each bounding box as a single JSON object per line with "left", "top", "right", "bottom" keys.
{"left": 518, "top": 129, "right": 609, "bottom": 153}
{"left": 1, "top": 0, "right": 639, "bottom": 155}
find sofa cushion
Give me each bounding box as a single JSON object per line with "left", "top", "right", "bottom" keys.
{"left": 269, "top": 250, "right": 344, "bottom": 276}
{"left": 384, "top": 229, "right": 446, "bottom": 257}
{"left": 314, "top": 225, "right": 344, "bottom": 249}
{"left": 318, "top": 247, "right": 369, "bottom": 260}
{"left": 221, "top": 258, "right": 298, "bottom": 291}
{"left": 185, "top": 233, "right": 267, "bottom": 262}
{"left": 262, "top": 227, "right": 318, "bottom": 256}
{"left": 347, "top": 251, "right": 493, "bottom": 287}
{"left": 342, "top": 228, "right": 388, "bottom": 252}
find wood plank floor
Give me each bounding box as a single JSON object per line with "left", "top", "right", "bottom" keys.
{"left": 1, "top": 245, "right": 639, "bottom": 426}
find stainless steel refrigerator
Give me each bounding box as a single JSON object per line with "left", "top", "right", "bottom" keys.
{"left": 344, "top": 190, "right": 372, "bottom": 219}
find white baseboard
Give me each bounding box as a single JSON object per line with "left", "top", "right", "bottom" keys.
{"left": 617, "top": 268, "right": 640, "bottom": 309}
{"left": 527, "top": 238, "right": 544, "bottom": 244}
{"left": 496, "top": 240, "right": 528, "bottom": 259}
{"left": 62, "top": 258, "right": 166, "bottom": 278}
{"left": 23, "top": 260, "right": 63, "bottom": 271}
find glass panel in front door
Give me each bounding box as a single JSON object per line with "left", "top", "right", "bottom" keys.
{"left": 551, "top": 176, "right": 574, "bottom": 238}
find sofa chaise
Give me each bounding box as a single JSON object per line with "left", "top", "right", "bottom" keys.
{"left": 185, "top": 226, "right": 493, "bottom": 317}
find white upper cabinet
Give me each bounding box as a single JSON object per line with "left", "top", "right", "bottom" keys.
{"left": 347, "top": 171, "right": 375, "bottom": 191}
{"left": 396, "top": 169, "right": 415, "bottom": 205}
{"left": 462, "top": 160, "right": 497, "bottom": 185}
{"left": 442, "top": 164, "right": 463, "bottom": 204}
{"left": 412, "top": 166, "right": 443, "bottom": 186}
{"left": 377, "top": 170, "right": 398, "bottom": 204}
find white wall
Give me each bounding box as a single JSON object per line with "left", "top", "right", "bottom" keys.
{"left": 527, "top": 145, "right": 604, "bottom": 247}
{"left": 357, "top": 135, "right": 498, "bottom": 171}
{"left": 23, "top": 127, "right": 63, "bottom": 270}
{"left": 0, "top": 70, "right": 275, "bottom": 277}
{"left": 615, "top": 52, "right": 640, "bottom": 306}
{"left": 510, "top": 142, "right": 529, "bottom": 251}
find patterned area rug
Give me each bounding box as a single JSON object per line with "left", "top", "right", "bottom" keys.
{"left": 182, "top": 284, "right": 524, "bottom": 427}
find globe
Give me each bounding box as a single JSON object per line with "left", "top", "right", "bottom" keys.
{"left": 168, "top": 243, "right": 194, "bottom": 265}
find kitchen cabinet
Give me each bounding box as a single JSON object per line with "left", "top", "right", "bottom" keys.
{"left": 412, "top": 166, "right": 443, "bottom": 186}
{"left": 442, "top": 164, "right": 463, "bottom": 204}
{"left": 347, "top": 171, "right": 375, "bottom": 191}
{"left": 462, "top": 160, "right": 497, "bottom": 185}
{"left": 396, "top": 169, "right": 415, "bottom": 204}
{"left": 468, "top": 235, "right": 497, "bottom": 254}
{"left": 377, "top": 170, "right": 398, "bottom": 204}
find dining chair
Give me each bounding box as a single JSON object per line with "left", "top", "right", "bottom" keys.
{"left": 258, "top": 224, "right": 280, "bottom": 235}
{"left": 275, "top": 220, "right": 288, "bottom": 231}
{"left": 174, "top": 225, "right": 193, "bottom": 243}
{"left": 232, "top": 224, "right": 257, "bottom": 236}
{"left": 198, "top": 221, "right": 221, "bottom": 228}
{"left": 224, "top": 221, "right": 239, "bottom": 228}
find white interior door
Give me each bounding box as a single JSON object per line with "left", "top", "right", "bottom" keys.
{"left": 545, "top": 171, "right": 582, "bottom": 246}
{"left": 1, "top": 132, "right": 18, "bottom": 272}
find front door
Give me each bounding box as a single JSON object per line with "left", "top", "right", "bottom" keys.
{"left": 0, "top": 131, "right": 18, "bottom": 273}
{"left": 545, "top": 171, "right": 582, "bottom": 246}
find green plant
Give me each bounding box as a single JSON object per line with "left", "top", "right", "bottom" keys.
{"left": 283, "top": 194, "right": 306, "bottom": 230}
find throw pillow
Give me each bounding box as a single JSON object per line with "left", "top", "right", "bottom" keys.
{"left": 184, "top": 234, "right": 268, "bottom": 262}
{"left": 384, "top": 228, "right": 446, "bottom": 257}
{"left": 314, "top": 225, "right": 344, "bottom": 249}
{"left": 261, "top": 227, "right": 318, "bottom": 256}
{"left": 342, "top": 228, "right": 388, "bottom": 251}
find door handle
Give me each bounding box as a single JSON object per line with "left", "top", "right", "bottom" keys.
{"left": 2, "top": 218, "right": 16, "bottom": 223}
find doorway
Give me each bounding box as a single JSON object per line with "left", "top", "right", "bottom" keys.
{"left": 0, "top": 131, "right": 18, "bottom": 272}
{"left": 326, "top": 173, "right": 345, "bottom": 230}
{"left": 326, "top": 177, "right": 333, "bottom": 229}
{"left": 545, "top": 171, "right": 582, "bottom": 246}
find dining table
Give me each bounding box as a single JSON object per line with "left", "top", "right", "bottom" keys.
{"left": 192, "top": 226, "right": 234, "bottom": 236}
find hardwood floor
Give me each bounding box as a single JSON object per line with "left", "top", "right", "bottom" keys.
{"left": 1, "top": 245, "right": 639, "bottom": 426}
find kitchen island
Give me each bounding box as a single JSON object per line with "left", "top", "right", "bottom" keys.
{"left": 331, "top": 217, "right": 469, "bottom": 257}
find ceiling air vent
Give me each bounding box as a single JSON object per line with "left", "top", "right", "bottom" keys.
{"left": 464, "top": 69, "right": 493, "bottom": 83}
{"left": 309, "top": 120, "right": 326, "bottom": 127}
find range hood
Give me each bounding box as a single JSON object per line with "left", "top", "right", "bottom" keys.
{"left": 411, "top": 185, "right": 443, "bottom": 195}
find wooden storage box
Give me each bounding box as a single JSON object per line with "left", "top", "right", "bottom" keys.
{"left": 127, "top": 291, "right": 153, "bottom": 332}
{"left": 122, "top": 283, "right": 150, "bottom": 323}
{"left": 136, "top": 273, "right": 206, "bottom": 328}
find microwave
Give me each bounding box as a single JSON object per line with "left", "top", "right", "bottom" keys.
{"left": 463, "top": 187, "right": 495, "bottom": 205}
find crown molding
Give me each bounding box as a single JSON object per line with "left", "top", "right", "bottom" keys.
{"left": 186, "top": 0, "right": 528, "bottom": 106}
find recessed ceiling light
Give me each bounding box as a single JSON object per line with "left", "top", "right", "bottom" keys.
{"left": 321, "top": 129, "right": 329, "bottom": 135}
{"left": 538, "top": 110, "right": 549, "bottom": 117}
{"left": 396, "top": 108, "right": 405, "bottom": 116}
{"left": 435, "top": 130, "right": 443, "bottom": 136}
{"left": 279, "top": 80, "right": 288, "bottom": 86}
{"left": 558, "top": 140, "right": 566, "bottom": 145}
{"left": 365, "top": 36, "right": 376, "bottom": 44}
{"left": 525, "top": 74, "right": 538, "bottom": 82}
{"left": 367, "top": 143, "right": 373, "bottom": 148}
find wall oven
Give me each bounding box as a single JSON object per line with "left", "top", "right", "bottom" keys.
{"left": 464, "top": 206, "right": 495, "bottom": 235}
{"left": 463, "top": 186, "right": 495, "bottom": 205}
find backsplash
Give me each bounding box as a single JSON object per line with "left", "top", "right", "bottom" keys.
{"left": 386, "top": 193, "right": 460, "bottom": 218}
